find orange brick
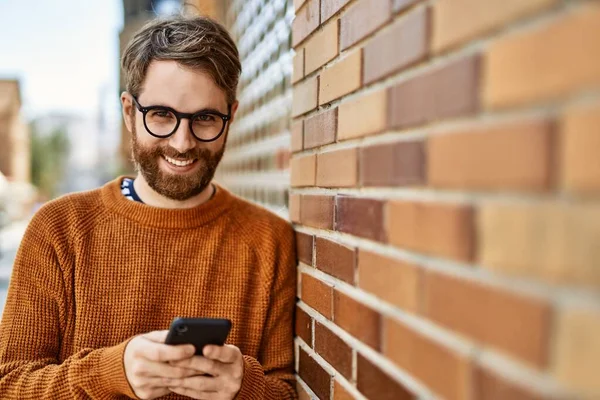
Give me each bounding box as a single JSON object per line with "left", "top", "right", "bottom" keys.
{"left": 553, "top": 306, "right": 600, "bottom": 397}
{"left": 301, "top": 195, "right": 335, "bottom": 230}
{"left": 423, "top": 271, "right": 551, "bottom": 368}
{"left": 384, "top": 318, "right": 471, "bottom": 400}
{"left": 319, "top": 50, "right": 362, "bottom": 105}
{"left": 478, "top": 202, "right": 600, "bottom": 288}
{"left": 338, "top": 90, "right": 387, "bottom": 141}
{"left": 297, "top": 381, "right": 312, "bottom": 400}
{"left": 432, "top": 0, "right": 558, "bottom": 53}
{"left": 387, "top": 201, "right": 475, "bottom": 262}
{"left": 317, "top": 148, "right": 358, "bottom": 188}
{"left": 305, "top": 19, "right": 339, "bottom": 75}
{"left": 340, "top": 0, "right": 391, "bottom": 50}
{"left": 293, "top": 76, "right": 318, "bottom": 117}
{"left": 358, "top": 250, "right": 420, "bottom": 313}
{"left": 474, "top": 364, "right": 545, "bottom": 400}
{"left": 357, "top": 354, "right": 414, "bottom": 400}
{"left": 484, "top": 4, "right": 600, "bottom": 109}
{"left": 291, "top": 154, "right": 316, "bottom": 187}
{"left": 293, "top": 48, "right": 305, "bottom": 84}
{"left": 428, "top": 119, "right": 552, "bottom": 191}
{"left": 334, "top": 291, "right": 381, "bottom": 350}
{"left": 294, "top": 0, "right": 307, "bottom": 12}
{"left": 299, "top": 347, "right": 332, "bottom": 399}
{"left": 334, "top": 380, "right": 355, "bottom": 400}
{"left": 301, "top": 273, "right": 333, "bottom": 319}
{"left": 292, "top": 0, "right": 320, "bottom": 47}
{"left": 559, "top": 102, "right": 600, "bottom": 194}
{"left": 291, "top": 120, "right": 304, "bottom": 153}
{"left": 289, "top": 194, "right": 301, "bottom": 222}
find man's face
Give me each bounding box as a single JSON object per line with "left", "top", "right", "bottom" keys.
{"left": 123, "top": 60, "right": 237, "bottom": 201}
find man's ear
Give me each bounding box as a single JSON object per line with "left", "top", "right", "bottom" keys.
{"left": 121, "top": 92, "right": 134, "bottom": 133}
{"left": 228, "top": 101, "right": 239, "bottom": 123}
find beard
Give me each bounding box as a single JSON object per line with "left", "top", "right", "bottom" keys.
{"left": 130, "top": 123, "right": 225, "bottom": 201}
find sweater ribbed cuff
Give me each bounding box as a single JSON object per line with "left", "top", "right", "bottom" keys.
{"left": 97, "top": 338, "right": 138, "bottom": 399}
{"left": 235, "top": 355, "right": 266, "bottom": 399}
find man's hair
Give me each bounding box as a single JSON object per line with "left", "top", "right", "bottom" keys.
{"left": 121, "top": 15, "right": 242, "bottom": 105}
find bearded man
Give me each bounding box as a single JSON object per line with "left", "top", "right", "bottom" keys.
{"left": 0, "top": 15, "right": 297, "bottom": 400}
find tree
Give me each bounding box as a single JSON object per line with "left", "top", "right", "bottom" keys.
{"left": 29, "top": 124, "right": 70, "bottom": 199}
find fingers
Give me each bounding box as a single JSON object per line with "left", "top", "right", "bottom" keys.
{"left": 136, "top": 360, "right": 198, "bottom": 379}
{"left": 170, "top": 356, "right": 220, "bottom": 376}
{"left": 202, "top": 344, "right": 240, "bottom": 364}
{"left": 135, "top": 338, "right": 195, "bottom": 362}
{"left": 166, "top": 375, "right": 219, "bottom": 392}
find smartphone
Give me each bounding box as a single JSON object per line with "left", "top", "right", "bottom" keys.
{"left": 165, "top": 317, "right": 232, "bottom": 356}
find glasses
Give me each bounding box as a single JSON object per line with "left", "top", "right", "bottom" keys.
{"left": 131, "top": 96, "right": 231, "bottom": 142}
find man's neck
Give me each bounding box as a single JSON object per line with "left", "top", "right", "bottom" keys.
{"left": 132, "top": 173, "right": 214, "bottom": 209}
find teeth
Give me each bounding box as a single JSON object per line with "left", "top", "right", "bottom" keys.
{"left": 164, "top": 156, "right": 195, "bottom": 167}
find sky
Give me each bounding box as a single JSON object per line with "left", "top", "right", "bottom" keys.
{"left": 0, "top": 0, "right": 124, "bottom": 119}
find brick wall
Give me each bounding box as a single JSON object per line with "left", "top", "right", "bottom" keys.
{"left": 290, "top": 0, "right": 600, "bottom": 399}
{"left": 215, "top": 0, "right": 294, "bottom": 218}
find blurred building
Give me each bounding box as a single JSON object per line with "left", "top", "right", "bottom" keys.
{"left": 0, "top": 80, "right": 30, "bottom": 183}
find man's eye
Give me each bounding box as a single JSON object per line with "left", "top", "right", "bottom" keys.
{"left": 198, "top": 114, "right": 216, "bottom": 122}
{"left": 151, "top": 110, "right": 172, "bottom": 118}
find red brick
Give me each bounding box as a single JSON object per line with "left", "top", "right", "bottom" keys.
{"left": 291, "top": 154, "right": 316, "bottom": 187}
{"left": 296, "top": 231, "right": 313, "bottom": 265}
{"left": 291, "top": 120, "right": 303, "bottom": 153}
{"left": 384, "top": 318, "right": 471, "bottom": 400}
{"left": 322, "top": 0, "right": 351, "bottom": 23}
{"left": 334, "top": 380, "right": 354, "bottom": 400}
{"left": 364, "top": 6, "right": 428, "bottom": 84}
{"left": 388, "top": 54, "right": 479, "bottom": 129}
{"left": 293, "top": 75, "right": 319, "bottom": 117}
{"left": 292, "top": 0, "right": 320, "bottom": 47}
{"left": 474, "top": 364, "right": 545, "bottom": 400}
{"left": 317, "top": 148, "right": 358, "bottom": 188}
{"left": 290, "top": 194, "right": 301, "bottom": 223}
{"left": 423, "top": 271, "right": 551, "bottom": 368}
{"left": 315, "top": 237, "right": 356, "bottom": 284}
{"left": 358, "top": 251, "right": 420, "bottom": 313}
{"left": 428, "top": 119, "right": 552, "bottom": 191}
{"left": 340, "top": 0, "right": 392, "bottom": 50}
{"left": 301, "top": 273, "right": 334, "bottom": 319}
{"left": 357, "top": 354, "right": 415, "bottom": 400}
{"left": 299, "top": 347, "right": 332, "bottom": 400}
{"left": 315, "top": 322, "right": 353, "bottom": 379}
{"left": 301, "top": 195, "right": 335, "bottom": 230}
{"left": 484, "top": 5, "right": 600, "bottom": 109}
{"left": 336, "top": 197, "right": 386, "bottom": 242}
{"left": 559, "top": 102, "right": 600, "bottom": 194}
{"left": 304, "top": 108, "right": 337, "bottom": 149}
{"left": 360, "top": 141, "right": 425, "bottom": 187}
{"left": 295, "top": 305, "right": 313, "bottom": 344}
{"left": 387, "top": 201, "right": 475, "bottom": 262}
{"left": 334, "top": 291, "right": 381, "bottom": 350}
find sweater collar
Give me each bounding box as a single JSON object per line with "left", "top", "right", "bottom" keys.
{"left": 101, "top": 176, "right": 234, "bottom": 229}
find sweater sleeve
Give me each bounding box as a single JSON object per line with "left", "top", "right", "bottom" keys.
{"left": 0, "top": 212, "right": 137, "bottom": 399}
{"left": 235, "top": 225, "right": 298, "bottom": 400}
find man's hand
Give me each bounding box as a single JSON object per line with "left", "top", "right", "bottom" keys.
{"left": 123, "top": 330, "right": 198, "bottom": 400}
{"left": 166, "top": 344, "right": 244, "bottom": 399}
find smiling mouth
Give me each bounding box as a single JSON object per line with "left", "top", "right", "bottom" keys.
{"left": 163, "top": 155, "right": 198, "bottom": 167}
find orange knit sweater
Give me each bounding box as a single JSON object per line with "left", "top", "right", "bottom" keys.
{"left": 0, "top": 177, "right": 297, "bottom": 399}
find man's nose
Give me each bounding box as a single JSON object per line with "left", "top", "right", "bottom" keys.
{"left": 168, "top": 119, "right": 196, "bottom": 154}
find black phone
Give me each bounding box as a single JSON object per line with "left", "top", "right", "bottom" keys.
{"left": 165, "top": 317, "right": 232, "bottom": 356}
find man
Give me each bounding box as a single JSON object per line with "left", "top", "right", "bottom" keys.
{"left": 0, "top": 15, "right": 297, "bottom": 400}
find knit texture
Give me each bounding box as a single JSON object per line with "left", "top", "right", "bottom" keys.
{"left": 0, "top": 177, "right": 298, "bottom": 399}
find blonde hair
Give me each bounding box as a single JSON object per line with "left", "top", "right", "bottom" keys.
{"left": 121, "top": 15, "right": 242, "bottom": 105}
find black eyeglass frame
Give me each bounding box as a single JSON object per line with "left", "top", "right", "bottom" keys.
{"left": 131, "top": 95, "right": 232, "bottom": 142}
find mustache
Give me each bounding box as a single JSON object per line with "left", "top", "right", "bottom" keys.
{"left": 149, "top": 146, "right": 211, "bottom": 161}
